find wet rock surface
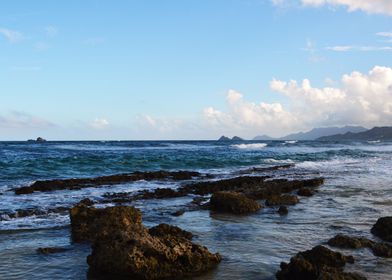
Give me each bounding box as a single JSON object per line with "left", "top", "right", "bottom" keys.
{"left": 278, "top": 206, "right": 288, "bottom": 215}
{"left": 148, "top": 223, "right": 193, "bottom": 240}
{"left": 276, "top": 245, "right": 366, "bottom": 280}
{"left": 371, "top": 217, "right": 392, "bottom": 242}
{"left": 265, "top": 194, "right": 299, "bottom": 206}
{"left": 327, "top": 234, "right": 392, "bottom": 258}
{"left": 209, "top": 191, "right": 262, "bottom": 214}
{"left": 14, "top": 170, "right": 203, "bottom": 195}
{"left": 297, "top": 187, "right": 314, "bottom": 197}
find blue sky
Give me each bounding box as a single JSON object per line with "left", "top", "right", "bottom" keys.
{"left": 1, "top": 0, "right": 392, "bottom": 140}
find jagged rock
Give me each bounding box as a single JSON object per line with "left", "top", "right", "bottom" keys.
{"left": 276, "top": 245, "right": 365, "bottom": 280}
{"left": 210, "top": 191, "right": 262, "bottom": 214}
{"left": 37, "top": 247, "right": 68, "bottom": 254}
{"left": 69, "top": 201, "right": 142, "bottom": 242}
{"left": 75, "top": 204, "right": 221, "bottom": 279}
{"left": 265, "top": 194, "right": 299, "bottom": 206}
{"left": 297, "top": 188, "right": 314, "bottom": 197}
{"left": 371, "top": 217, "right": 392, "bottom": 242}
{"left": 327, "top": 234, "right": 374, "bottom": 249}
{"left": 278, "top": 206, "right": 288, "bottom": 215}
{"left": 149, "top": 223, "right": 193, "bottom": 240}
{"left": 371, "top": 242, "right": 392, "bottom": 258}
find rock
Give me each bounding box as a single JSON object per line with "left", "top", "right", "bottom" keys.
{"left": 37, "top": 247, "right": 68, "bottom": 254}
{"left": 327, "top": 234, "right": 374, "bottom": 249}
{"left": 79, "top": 205, "right": 221, "bottom": 279}
{"left": 69, "top": 202, "right": 142, "bottom": 242}
{"left": 265, "top": 195, "right": 299, "bottom": 206}
{"left": 36, "top": 137, "right": 46, "bottom": 142}
{"left": 371, "top": 217, "right": 392, "bottom": 242}
{"left": 210, "top": 191, "right": 262, "bottom": 214}
{"left": 14, "top": 170, "right": 203, "bottom": 195}
{"left": 278, "top": 206, "right": 288, "bottom": 215}
{"left": 238, "top": 164, "right": 295, "bottom": 175}
{"left": 297, "top": 188, "right": 314, "bottom": 197}
{"left": 371, "top": 242, "right": 392, "bottom": 258}
{"left": 149, "top": 223, "right": 193, "bottom": 240}
{"left": 79, "top": 198, "right": 94, "bottom": 206}
{"left": 328, "top": 234, "right": 392, "bottom": 259}
{"left": 218, "top": 136, "right": 231, "bottom": 141}
{"left": 171, "top": 210, "right": 185, "bottom": 217}
{"left": 276, "top": 245, "right": 365, "bottom": 280}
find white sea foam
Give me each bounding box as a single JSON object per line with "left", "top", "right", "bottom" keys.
{"left": 264, "top": 158, "right": 295, "bottom": 164}
{"left": 232, "top": 143, "right": 267, "bottom": 149}
{"left": 368, "top": 140, "right": 381, "bottom": 144}
{"left": 296, "top": 158, "right": 360, "bottom": 170}
{"left": 284, "top": 140, "right": 298, "bottom": 144}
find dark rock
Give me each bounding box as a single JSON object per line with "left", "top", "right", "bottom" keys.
{"left": 79, "top": 198, "right": 94, "bottom": 206}
{"left": 237, "top": 164, "right": 294, "bottom": 175}
{"left": 276, "top": 245, "right": 364, "bottom": 280}
{"left": 37, "top": 247, "right": 68, "bottom": 254}
{"left": 171, "top": 210, "right": 185, "bottom": 216}
{"left": 15, "top": 170, "right": 203, "bottom": 195}
{"left": 69, "top": 202, "right": 142, "bottom": 242}
{"left": 297, "top": 188, "right": 314, "bottom": 197}
{"left": 371, "top": 217, "right": 392, "bottom": 242}
{"left": 149, "top": 223, "right": 193, "bottom": 240}
{"left": 218, "top": 136, "right": 231, "bottom": 141}
{"left": 210, "top": 191, "right": 262, "bottom": 214}
{"left": 327, "top": 234, "right": 374, "bottom": 249}
{"left": 371, "top": 242, "right": 392, "bottom": 258}
{"left": 36, "top": 137, "right": 46, "bottom": 142}
{"left": 278, "top": 206, "right": 288, "bottom": 215}
{"left": 79, "top": 204, "right": 221, "bottom": 279}
{"left": 265, "top": 195, "right": 299, "bottom": 206}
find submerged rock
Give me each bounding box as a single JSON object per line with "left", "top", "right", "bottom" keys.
{"left": 265, "top": 194, "right": 299, "bottom": 206}
{"left": 276, "top": 245, "right": 365, "bottom": 280}
{"left": 371, "top": 217, "right": 392, "bottom": 242}
{"left": 70, "top": 202, "right": 221, "bottom": 279}
{"left": 37, "top": 247, "right": 68, "bottom": 254}
{"left": 278, "top": 206, "right": 288, "bottom": 215}
{"left": 210, "top": 191, "right": 262, "bottom": 214}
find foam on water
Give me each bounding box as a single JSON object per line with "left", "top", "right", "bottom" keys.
{"left": 232, "top": 143, "right": 268, "bottom": 149}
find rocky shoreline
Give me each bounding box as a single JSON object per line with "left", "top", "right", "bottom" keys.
{"left": 6, "top": 165, "right": 392, "bottom": 279}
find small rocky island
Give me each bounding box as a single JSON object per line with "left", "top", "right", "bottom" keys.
{"left": 27, "top": 137, "right": 47, "bottom": 143}
{"left": 218, "top": 135, "right": 244, "bottom": 141}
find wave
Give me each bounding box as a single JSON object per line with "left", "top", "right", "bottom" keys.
{"left": 284, "top": 140, "right": 298, "bottom": 144}
{"left": 367, "top": 140, "right": 381, "bottom": 144}
{"left": 296, "top": 157, "right": 360, "bottom": 170}
{"left": 232, "top": 143, "right": 267, "bottom": 149}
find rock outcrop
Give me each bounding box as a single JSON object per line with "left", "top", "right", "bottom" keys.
{"left": 276, "top": 245, "right": 366, "bottom": 280}
{"left": 209, "top": 191, "right": 262, "bottom": 214}
{"left": 69, "top": 201, "right": 221, "bottom": 279}
{"left": 265, "top": 194, "right": 299, "bottom": 206}
{"left": 371, "top": 217, "right": 392, "bottom": 242}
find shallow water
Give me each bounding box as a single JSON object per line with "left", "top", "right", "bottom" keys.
{"left": 1, "top": 140, "right": 392, "bottom": 279}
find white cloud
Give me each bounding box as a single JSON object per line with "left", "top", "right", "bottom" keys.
{"left": 0, "top": 112, "right": 54, "bottom": 129}
{"left": 302, "top": 39, "right": 324, "bottom": 62}
{"left": 326, "top": 45, "right": 353, "bottom": 52}
{"left": 0, "top": 27, "right": 23, "bottom": 43}
{"left": 90, "top": 118, "right": 110, "bottom": 129}
{"left": 302, "top": 0, "right": 392, "bottom": 15}
{"left": 376, "top": 32, "right": 392, "bottom": 38}
{"left": 204, "top": 66, "right": 392, "bottom": 137}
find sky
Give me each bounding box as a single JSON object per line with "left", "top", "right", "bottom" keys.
{"left": 1, "top": 0, "right": 392, "bottom": 140}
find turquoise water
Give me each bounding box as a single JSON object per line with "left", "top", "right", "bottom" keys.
{"left": 1, "top": 140, "right": 392, "bottom": 279}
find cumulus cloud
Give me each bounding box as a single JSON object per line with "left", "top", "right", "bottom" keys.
{"left": 272, "top": 0, "right": 392, "bottom": 16}
{"left": 0, "top": 27, "right": 23, "bottom": 43}
{"left": 203, "top": 66, "right": 392, "bottom": 137}
{"left": 90, "top": 118, "right": 110, "bottom": 129}
{"left": 302, "top": 0, "right": 392, "bottom": 15}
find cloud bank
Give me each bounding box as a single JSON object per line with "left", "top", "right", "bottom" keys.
{"left": 203, "top": 66, "right": 392, "bottom": 138}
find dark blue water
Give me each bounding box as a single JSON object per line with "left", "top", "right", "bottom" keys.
{"left": 1, "top": 140, "right": 392, "bottom": 279}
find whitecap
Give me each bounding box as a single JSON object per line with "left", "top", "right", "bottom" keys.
{"left": 284, "top": 140, "right": 298, "bottom": 144}
{"left": 232, "top": 143, "right": 267, "bottom": 149}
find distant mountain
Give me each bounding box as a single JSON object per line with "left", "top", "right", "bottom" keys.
{"left": 218, "top": 135, "right": 244, "bottom": 141}
{"left": 317, "top": 126, "right": 392, "bottom": 141}
{"left": 253, "top": 126, "right": 367, "bottom": 141}
{"left": 280, "top": 126, "right": 367, "bottom": 141}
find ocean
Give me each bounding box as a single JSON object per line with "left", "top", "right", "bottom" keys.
{"left": 0, "top": 140, "right": 391, "bottom": 279}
